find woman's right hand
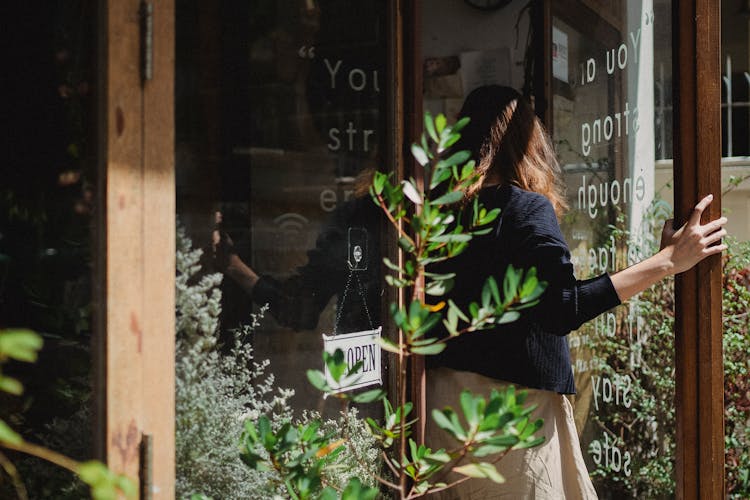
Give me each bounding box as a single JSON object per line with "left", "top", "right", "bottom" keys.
{"left": 210, "top": 210, "right": 237, "bottom": 272}
{"left": 210, "top": 210, "right": 260, "bottom": 293}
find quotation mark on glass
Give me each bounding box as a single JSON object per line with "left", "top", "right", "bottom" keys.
{"left": 298, "top": 45, "right": 316, "bottom": 59}
{"left": 643, "top": 10, "right": 654, "bottom": 25}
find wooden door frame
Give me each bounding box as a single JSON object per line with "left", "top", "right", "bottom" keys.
{"left": 673, "top": 1, "right": 724, "bottom": 498}
{"left": 385, "top": 0, "right": 416, "bottom": 437}
{"left": 95, "top": 1, "right": 175, "bottom": 498}
{"left": 402, "top": 0, "right": 427, "bottom": 445}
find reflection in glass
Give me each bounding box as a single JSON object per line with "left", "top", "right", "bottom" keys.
{"left": 176, "top": 0, "right": 387, "bottom": 414}
{"left": 552, "top": 1, "right": 675, "bottom": 497}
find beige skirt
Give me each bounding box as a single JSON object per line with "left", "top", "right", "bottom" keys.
{"left": 425, "top": 367, "right": 598, "bottom": 500}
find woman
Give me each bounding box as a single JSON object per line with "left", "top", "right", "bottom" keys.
{"left": 425, "top": 85, "right": 727, "bottom": 499}
{"left": 211, "top": 169, "right": 383, "bottom": 334}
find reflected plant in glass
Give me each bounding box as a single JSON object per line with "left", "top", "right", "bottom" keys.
{"left": 240, "top": 113, "right": 547, "bottom": 499}
{"left": 578, "top": 201, "right": 677, "bottom": 498}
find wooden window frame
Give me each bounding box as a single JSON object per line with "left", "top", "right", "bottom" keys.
{"left": 673, "top": 1, "right": 724, "bottom": 498}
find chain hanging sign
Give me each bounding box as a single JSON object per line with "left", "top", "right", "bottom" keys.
{"left": 322, "top": 227, "right": 382, "bottom": 394}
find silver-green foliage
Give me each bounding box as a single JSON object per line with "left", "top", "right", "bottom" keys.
{"left": 175, "top": 226, "right": 294, "bottom": 499}
{"left": 175, "top": 226, "right": 223, "bottom": 339}
{"left": 176, "top": 227, "right": 382, "bottom": 499}
{"left": 303, "top": 409, "right": 384, "bottom": 494}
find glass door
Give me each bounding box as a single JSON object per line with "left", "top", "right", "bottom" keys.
{"left": 550, "top": 1, "right": 676, "bottom": 497}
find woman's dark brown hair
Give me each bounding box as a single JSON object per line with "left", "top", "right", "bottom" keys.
{"left": 458, "top": 85, "right": 568, "bottom": 216}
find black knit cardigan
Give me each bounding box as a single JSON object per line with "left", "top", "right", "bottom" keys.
{"left": 429, "top": 184, "right": 621, "bottom": 394}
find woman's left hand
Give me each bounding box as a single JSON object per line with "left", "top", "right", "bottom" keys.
{"left": 659, "top": 194, "right": 728, "bottom": 275}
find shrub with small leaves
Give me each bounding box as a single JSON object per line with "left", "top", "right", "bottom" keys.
{"left": 175, "top": 225, "right": 295, "bottom": 499}
{"left": 585, "top": 203, "right": 750, "bottom": 499}
{"left": 723, "top": 238, "right": 750, "bottom": 499}
{"left": 176, "top": 226, "right": 383, "bottom": 499}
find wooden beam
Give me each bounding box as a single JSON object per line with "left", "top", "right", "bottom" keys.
{"left": 102, "top": 0, "right": 144, "bottom": 485}
{"left": 386, "top": 0, "right": 407, "bottom": 430}
{"left": 141, "top": 0, "right": 175, "bottom": 497}
{"left": 96, "top": 1, "right": 175, "bottom": 497}
{"left": 673, "top": 0, "right": 724, "bottom": 498}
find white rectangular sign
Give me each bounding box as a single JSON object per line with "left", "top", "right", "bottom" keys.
{"left": 552, "top": 26, "right": 569, "bottom": 82}
{"left": 322, "top": 327, "right": 382, "bottom": 394}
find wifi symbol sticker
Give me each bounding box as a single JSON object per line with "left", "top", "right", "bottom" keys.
{"left": 273, "top": 213, "right": 310, "bottom": 237}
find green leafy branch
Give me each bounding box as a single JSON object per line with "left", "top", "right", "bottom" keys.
{"left": 0, "top": 329, "right": 135, "bottom": 500}
{"left": 240, "top": 112, "right": 547, "bottom": 499}
{"left": 241, "top": 415, "right": 379, "bottom": 500}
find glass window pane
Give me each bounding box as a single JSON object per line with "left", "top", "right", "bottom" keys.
{"left": 552, "top": 1, "right": 675, "bottom": 497}
{"left": 175, "top": 4, "right": 392, "bottom": 498}
{"left": 422, "top": 1, "right": 676, "bottom": 496}
{"left": 175, "top": 3, "right": 389, "bottom": 496}
{"left": 721, "top": 1, "right": 750, "bottom": 497}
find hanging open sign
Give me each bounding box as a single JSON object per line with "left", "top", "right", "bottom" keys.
{"left": 322, "top": 327, "right": 382, "bottom": 394}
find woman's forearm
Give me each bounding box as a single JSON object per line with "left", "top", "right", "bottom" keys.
{"left": 609, "top": 251, "right": 674, "bottom": 302}
{"left": 609, "top": 194, "right": 727, "bottom": 303}
{"left": 225, "top": 254, "right": 260, "bottom": 294}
